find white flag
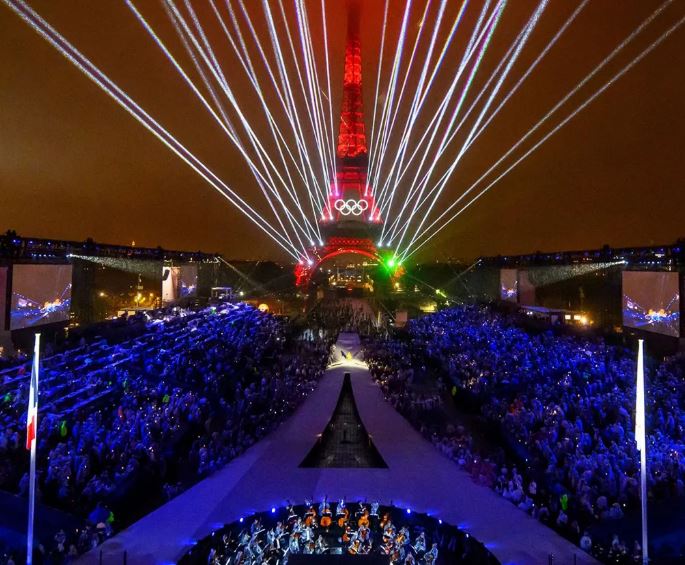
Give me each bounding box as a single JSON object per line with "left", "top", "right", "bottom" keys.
{"left": 635, "top": 339, "right": 645, "bottom": 452}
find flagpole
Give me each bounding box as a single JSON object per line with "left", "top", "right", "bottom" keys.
{"left": 636, "top": 338, "right": 648, "bottom": 565}
{"left": 26, "top": 333, "right": 40, "bottom": 565}
{"left": 640, "top": 432, "right": 648, "bottom": 565}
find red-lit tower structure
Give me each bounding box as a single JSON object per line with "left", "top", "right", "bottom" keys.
{"left": 296, "top": 1, "right": 384, "bottom": 286}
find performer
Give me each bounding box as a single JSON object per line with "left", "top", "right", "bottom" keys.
{"left": 288, "top": 532, "right": 301, "bottom": 555}
{"left": 341, "top": 524, "right": 357, "bottom": 545}
{"left": 251, "top": 518, "right": 263, "bottom": 536}
{"left": 314, "top": 535, "right": 328, "bottom": 555}
{"left": 318, "top": 496, "right": 330, "bottom": 516}
{"left": 358, "top": 523, "right": 371, "bottom": 546}
{"left": 390, "top": 543, "right": 401, "bottom": 564}
{"left": 383, "top": 519, "right": 396, "bottom": 543}
{"left": 302, "top": 524, "right": 315, "bottom": 544}
{"left": 275, "top": 521, "right": 286, "bottom": 541}
{"left": 381, "top": 540, "right": 394, "bottom": 556}
{"left": 339, "top": 508, "right": 350, "bottom": 528}
{"left": 238, "top": 531, "right": 251, "bottom": 547}
{"left": 266, "top": 529, "right": 277, "bottom": 551}
{"left": 348, "top": 538, "right": 362, "bottom": 555}
{"left": 357, "top": 505, "right": 370, "bottom": 528}
{"left": 221, "top": 532, "right": 232, "bottom": 553}
{"left": 397, "top": 526, "right": 411, "bottom": 547}
{"left": 370, "top": 501, "right": 380, "bottom": 518}
{"left": 315, "top": 535, "right": 328, "bottom": 554}
{"left": 320, "top": 498, "right": 333, "bottom": 528}
{"left": 246, "top": 538, "right": 264, "bottom": 565}
{"left": 424, "top": 542, "right": 439, "bottom": 565}
{"left": 413, "top": 531, "right": 426, "bottom": 555}
{"left": 286, "top": 502, "right": 298, "bottom": 524}
{"left": 336, "top": 498, "right": 347, "bottom": 516}
{"left": 305, "top": 499, "right": 318, "bottom": 527}
{"left": 254, "top": 540, "right": 266, "bottom": 565}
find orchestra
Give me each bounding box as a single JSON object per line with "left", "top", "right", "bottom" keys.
{"left": 204, "top": 500, "right": 444, "bottom": 565}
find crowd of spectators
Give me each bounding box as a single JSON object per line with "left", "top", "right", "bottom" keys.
{"left": 306, "top": 299, "right": 382, "bottom": 339}
{"left": 6, "top": 295, "right": 685, "bottom": 563}
{"left": 365, "top": 304, "right": 685, "bottom": 563}
{"left": 0, "top": 302, "right": 330, "bottom": 564}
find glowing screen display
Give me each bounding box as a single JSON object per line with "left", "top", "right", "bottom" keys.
{"left": 162, "top": 265, "right": 198, "bottom": 303}
{"left": 622, "top": 271, "right": 680, "bottom": 337}
{"left": 10, "top": 265, "right": 72, "bottom": 330}
{"left": 500, "top": 269, "right": 518, "bottom": 302}
{"left": 179, "top": 265, "right": 198, "bottom": 298}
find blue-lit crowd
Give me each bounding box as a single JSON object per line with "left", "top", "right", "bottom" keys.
{"left": 3, "top": 296, "right": 685, "bottom": 563}
{"left": 365, "top": 304, "right": 684, "bottom": 563}
{"left": 0, "top": 303, "right": 329, "bottom": 563}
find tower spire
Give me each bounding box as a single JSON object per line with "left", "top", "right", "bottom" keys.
{"left": 324, "top": 0, "right": 381, "bottom": 224}
{"left": 296, "top": 0, "right": 386, "bottom": 286}
{"left": 337, "top": 1, "right": 367, "bottom": 159}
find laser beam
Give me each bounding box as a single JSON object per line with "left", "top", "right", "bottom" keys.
{"left": 1, "top": 0, "right": 302, "bottom": 260}
{"left": 376, "top": 0, "right": 499, "bottom": 227}
{"left": 392, "top": 0, "right": 673, "bottom": 253}
{"left": 382, "top": 0, "right": 505, "bottom": 244}
{"left": 132, "top": 0, "right": 312, "bottom": 254}
{"left": 401, "top": 8, "right": 684, "bottom": 260}
{"left": 396, "top": 0, "right": 549, "bottom": 252}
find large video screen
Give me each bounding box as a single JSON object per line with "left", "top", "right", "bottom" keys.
{"left": 179, "top": 265, "right": 198, "bottom": 298}
{"left": 10, "top": 265, "right": 73, "bottom": 330}
{"left": 622, "top": 271, "right": 680, "bottom": 337}
{"left": 519, "top": 270, "right": 536, "bottom": 306}
{"left": 162, "top": 265, "right": 198, "bottom": 303}
{"left": 0, "top": 268, "right": 7, "bottom": 331}
{"left": 162, "top": 267, "right": 179, "bottom": 303}
{"left": 500, "top": 269, "right": 518, "bottom": 302}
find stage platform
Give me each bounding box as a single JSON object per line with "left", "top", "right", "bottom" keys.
{"left": 79, "top": 333, "right": 597, "bottom": 565}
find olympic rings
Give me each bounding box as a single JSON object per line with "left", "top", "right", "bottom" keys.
{"left": 333, "top": 198, "right": 369, "bottom": 216}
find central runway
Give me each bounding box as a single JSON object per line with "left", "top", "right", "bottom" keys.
{"left": 82, "top": 333, "right": 597, "bottom": 565}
